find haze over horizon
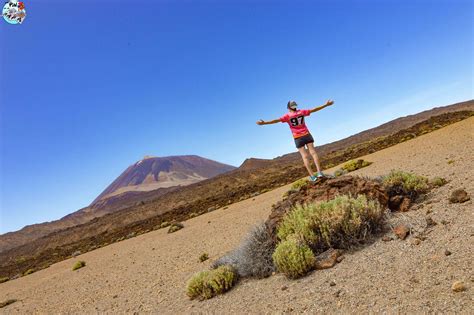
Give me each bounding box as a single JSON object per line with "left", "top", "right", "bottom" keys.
{"left": 1, "top": 0, "right": 472, "bottom": 233}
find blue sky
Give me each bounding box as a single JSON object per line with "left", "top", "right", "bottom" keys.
{"left": 0, "top": 0, "right": 472, "bottom": 234}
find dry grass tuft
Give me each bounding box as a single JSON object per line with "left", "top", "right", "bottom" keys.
{"left": 186, "top": 265, "right": 238, "bottom": 300}
{"left": 342, "top": 159, "right": 372, "bottom": 172}
{"left": 212, "top": 223, "right": 275, "bottom": 278}
{"left": 430, "top": 176, "right": 447, "bottom": 187}
{"left": 291, "top": 178, "right": 309, "bottom": 190}
{"left": 334, "top": 159, "right": 372, "bottom": 177}
{"left": 199, "top": 253, "right": 209, "bottom": 262}
{"left": 168, "top": 222, "right": 184, "bottom": 233}
{"left": 72, "top": 261, "right": 86, "bottom": 271}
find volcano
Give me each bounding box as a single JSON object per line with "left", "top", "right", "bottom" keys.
{"left": 92, "top": 155, "right": 236, "bottom": 205}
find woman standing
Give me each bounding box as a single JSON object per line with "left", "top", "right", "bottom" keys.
{"left": 256, "top": 100, "right": 334, "bottom": 181}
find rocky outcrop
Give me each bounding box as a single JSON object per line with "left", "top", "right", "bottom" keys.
{"left": 265, "top": 176, "right": 388, "bottom": 241}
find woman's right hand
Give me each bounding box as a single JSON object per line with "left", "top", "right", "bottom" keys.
{"left": 256, "top": 119, "right": 265, "bottom": 125}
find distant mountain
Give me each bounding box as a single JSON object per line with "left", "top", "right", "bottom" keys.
{"left": 92, "top": 155, "right": 236, "bottom": 205}
{"left": 238, "top": 158, "right": 273, "bottom": 171}
{"left": 0, "top": 155, "right": 235, "bottom": 253}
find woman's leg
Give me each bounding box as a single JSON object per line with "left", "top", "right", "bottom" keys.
{"left": 298, "top": 146, "right": 315, "bottom": 177}
{"left": 307, "top": 143, "right": 322, "bottom": 173}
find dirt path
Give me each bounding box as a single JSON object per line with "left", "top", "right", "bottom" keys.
{"left": 1, "top": 117, "right": 473, "bottom": 314}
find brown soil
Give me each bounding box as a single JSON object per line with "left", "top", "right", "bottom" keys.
{"left": 0, "top": 116, "right": 472, "bottom": 314}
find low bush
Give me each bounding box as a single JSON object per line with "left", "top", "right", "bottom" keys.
{"left": 186, "top": 265, "right": 238, "bottom": 300}
{"left": 334, "top": 169, "right": 348, "bottom": 177}
{"left": 160, "top": 221, "right": 170, "bottom": 228}
{"left": 272, "top": 239, "right": 315, "bottom": 279}
{"left": 291, "top": 178, "right": 309, "bottom": 191}
{"left": 212, "top": 223, "right": 275, "bottom": 278}
{"left": 199, "top": 253, "right": 209, "bottom": 262}
{"left": 23, "top": 269, "right": 35, "bottom": 276}
{"left": 277, "top": 195, "right": 384, "bottom": 252}
{"left": 382, "top": 170, "right": 429, "bottom": 200}
{"left": 342, "top": 159, "right": 372, "bottom": 172}
{"left": 168, "top": 222, "right": 184, "bottom": 233}
{"left": 72, "top": 261, "right": 86, "bottom": 271}
{"left": 0, "top": 277, "right": 9, "bottom": 284}
{"left": 430, "top": 177, "right": 447, "bottom": 187}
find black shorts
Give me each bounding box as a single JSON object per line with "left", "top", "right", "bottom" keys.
{"left": 294, "top": 133, "right": 314, "bottom": 148}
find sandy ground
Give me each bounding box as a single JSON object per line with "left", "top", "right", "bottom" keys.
{"left": 1, "top": 117, "right": 473, "bottom": 314}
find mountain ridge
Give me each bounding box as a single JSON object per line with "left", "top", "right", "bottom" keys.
{"left": 92, "top": 155, "right": 236, "bottom": 204}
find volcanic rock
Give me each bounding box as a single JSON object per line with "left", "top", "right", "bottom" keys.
{"left": 449, "top": 189, "right": 470, "bottom": 203}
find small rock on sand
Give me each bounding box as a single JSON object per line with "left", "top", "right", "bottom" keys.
{"left": 449, "top": 189, "right": 470, "bottom": 203}
{"left": 393, "top": 224, "right": 410, "bottom": 240}
{"left": 451, "top": 281, "right": 467, "bottom": 292}
{"left": 314, "top": 248, "right": 343, "bottom": 270}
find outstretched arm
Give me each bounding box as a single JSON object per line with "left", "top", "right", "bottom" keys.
{"left": 256, "top": 118, "right": 280, "bottom": 125}
{"left": 309, "top": 100, "right": 334, "bottom": 113}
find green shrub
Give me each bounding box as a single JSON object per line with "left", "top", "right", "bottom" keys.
{"left": 277, "top": 195, "right": 384, "bottom": 251}
{"left": 199, "top": 253, "right": 209, "bottom": 262}
{"left": 72, "top": 261, "right": 86, "bottom": 271}
{"left": 160, "top": 221, "right": 170, "bottom": 228}
{"left": 23, "top": 269, "right": 35, "bottom": 276}
{"left": 334, "top": 168, "right": 348, "bottom": 177}
{"left": 341, "top": 159, "right": 372, "bottom": 172}
{"left": 382, "top": 170, "right": 429, "bottom": 197}
{"left": 272, "top": 239, "right": 315, "bottom": 279}
{"left": 447, "top": 159, "right": 455, "bottom": 165}
{"left": 430, "top": 177, "right": 447, "bottom": 187}
{"left": 324, "top": 163, "right": 335, "bottom": 169}
{"left": 15, "top": 256, "right": 27, "bottom": 263}
{"left": 291, "top": 178, "right": 309, "bottom": 191}
{"left": 168, "top": 222, "right": 184, "bottom": 233}
{"left": 0, "top": 277, "right": 9, "bottom": 283}
{"left": 186, "top": 265, "right": 238, "bottom": 300}
{"left": 189, "top": 213, "right": 198, "bottom": 219}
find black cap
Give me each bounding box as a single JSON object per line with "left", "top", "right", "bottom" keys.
{"left": 287, "top": 100, "right": 297, "bottom": 109}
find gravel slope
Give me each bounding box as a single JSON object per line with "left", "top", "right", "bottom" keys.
{"left": 1, "top": 117, "right": 473, "bottom": 314}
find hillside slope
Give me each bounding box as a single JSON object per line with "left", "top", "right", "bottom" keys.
{"left": 0, "top": 110, "right": 471, "bottom": 274}
{"left": 0, "top": 117, "right": 472, "bottom": 313}
{"left": 0, "top": 155, "right": 235, "bottom": 253}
